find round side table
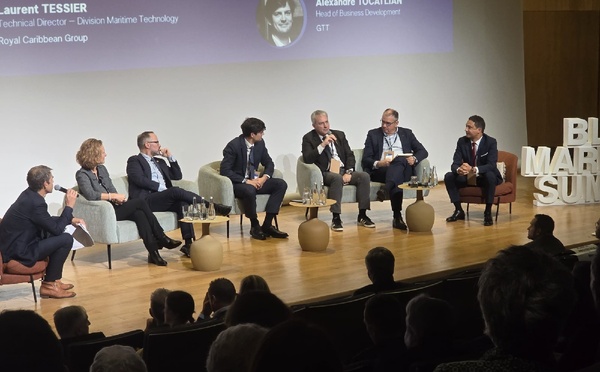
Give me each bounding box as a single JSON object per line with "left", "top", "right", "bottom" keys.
{"left": 180, "top": 215, "right": 229, "bottom": 271}
{"left": 398, "top": 184, "right": 436, "bottom": 232}
{"left": 289, "top": 199, "right": 336, "bottom": 252}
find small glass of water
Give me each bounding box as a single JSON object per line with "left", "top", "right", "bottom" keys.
{"left": 302, "top": 187, "right": 311, "bottom": 204}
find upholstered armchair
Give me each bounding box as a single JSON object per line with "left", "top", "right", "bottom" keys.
{"left": 70, "top": 176, "right": 198, "bottom": 269}
{"left": 296, "top": 148, "right": 431, "bottom": 203}
{"left": 197, "top": 161, "right": 282, "bottom": 237}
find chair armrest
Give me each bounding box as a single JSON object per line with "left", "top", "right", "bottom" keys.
{"left": 197, "top": 165, "right": 235, "bottom": 207}
{"left": 72, "top": 197, "right": 119, "bottom": 244}
{"left": 172, "top": 179, "right": 199, "bottom": 195}
{"left": 296, "top": 158, "right": 324, "bottom": 192}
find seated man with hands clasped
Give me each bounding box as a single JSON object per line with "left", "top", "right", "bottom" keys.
{"left": 362, "top": 108, "right": 428, "bottom": 230}
{"left": 302, "top": 110, "right": 374, "bottom": 231}
{"left": 76, "top": 138, "right": 182, "bottom": 266}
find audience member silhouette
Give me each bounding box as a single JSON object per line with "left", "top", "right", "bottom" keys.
{"left": 206, "top": 323, "right": 268, "bottom": 372}
{"left": 145, "top": 288, "right": 170, "bottom": 333}
{"left": 239, "top": 274, "right": 271, "bottom": 294}
{"left": 251, "top": 319, "right": 343, "bottom": 372}
{"left": 525, "top": 214, "right": 570, "bottom": 259}
{"left": 435, "top": 245, "right": 576, "bottom": 371}
{"left": 89, "top": 345, "right": 147, "bottom": 372}
{"left": 0, "top": 309, "right": 67, "bottom": 372}
{"left": 349, "top": 293, "right": 407, "bottom": 372}
{"left": 224, "top": 290, "right": 292, "bottom": 328}
{"left": 54, "top": 305, "right": 105, "bottom": 356}
{"left": 198, "top": 278, "right": 236, "bottom": 322}
{"left": 354, "top": 247, "right": 410, "bottom": 295}
{"left": 164, "top": 290, "right": 196, "bottom": 327}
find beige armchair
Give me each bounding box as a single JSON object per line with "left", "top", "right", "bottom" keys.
{"left": 197, "top": 161, "right": 282, "bottom": 237}
{"left": 70, "top": 176, "right": 198, "bottom": 269}
{"left": 296, "top": 148, "right": 431, "bottom": 203}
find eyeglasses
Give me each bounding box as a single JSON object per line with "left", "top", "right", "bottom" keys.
{"left": 146, "top": 141, "right": 159, "bottom": 144}
{"left": 380, "top": 119, "right": 397, "bottom": 126}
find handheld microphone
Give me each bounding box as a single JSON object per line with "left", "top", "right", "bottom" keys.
{"left": 325, "top": 131, "right": 337, "bottom": 144}
{"left": 54, "top": 184, "right": 79, "bottom": 197}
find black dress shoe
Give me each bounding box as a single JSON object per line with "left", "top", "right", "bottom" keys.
{"left": 180, "top": 244, "right": 191, "bottom": 258}
{"left": 148, "top": 251, "right": 167, "bottom": 266}
{"left": 376, "top": 188, "right": 386, "bottom": 202}
{"left": 483, "top": 213, "right": 493, "bottom": 226}
{"left": 213, "top": 203, "right": 232, "bottom": 216}
{"left": 159, "top": 235, "right": 182, "bottom": 250}
{"left": 250, "top": 226, "right": 267, "bottom": 240}
{"left": 262, "top": 225, "right": 289, "bottom": 239}
{"left": 446, "top": 210, "right": 466, "bottom": 222}
{"left": 393, "top": 216, "right": 407, "bottom": 230}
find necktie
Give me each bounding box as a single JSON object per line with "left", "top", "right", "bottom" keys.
{"left": 247, "top": 146, "right": 255, "bottom": 179}
{"left": 471, "top": 142, "right": 477, "bottom": 166}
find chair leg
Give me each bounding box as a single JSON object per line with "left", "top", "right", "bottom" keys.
{"left": 71, "top": 250, "right": 76, "bottom": 261}
{"left": 107, "top": 244, "right": 112, "bottom": 270}
{"left": 509, "top": 203, "right": 512, "bottom": 214}
{"left": 226, "top": 220, "right": 230, "bottom": 239}
{"left": 466, "top": 203, "right": 470, "bottom": 216}
{"left": 239, "top": 215, "right": 243, "bottom": 226}
{"left": 495, "top": 197, "right": 500, "bottom": 221}
{"left": 29, "top": 274, "right": 37, "bottom": 303}
{"left": 305, "top": 208, "right": 309, "bottom": 220}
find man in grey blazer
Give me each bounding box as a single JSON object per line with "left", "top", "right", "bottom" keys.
{"left": 362, "top": 108, "right": 428, "bottom": 230}
{"left": 444, "top": 115, "right": 503, "bottom": 226}
{"left": 302, "top": 110, "right": 374, "bottom": 231}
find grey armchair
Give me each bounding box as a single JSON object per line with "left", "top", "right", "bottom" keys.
{"left": 197, "top": 161, "right": 282, "bottom": 237}
{"left": 70, "top": 176, "right": 198, "bottom": 269}
{"left": 296, "top": 148, "right": 430, "bottom": 203}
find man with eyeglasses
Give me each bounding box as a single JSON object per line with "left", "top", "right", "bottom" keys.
{"left": 362, "top": 108, "right": 428, "bottom": 230}
{"left": 126, "top": 131, "right": 231, "bottom": 258}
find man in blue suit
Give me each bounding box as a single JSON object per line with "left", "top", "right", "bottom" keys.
{"left": 221, "top": 117, "right": 288, "bottom": 240}
{"left": 362, "top": 108, "right": 428, "bottom": 230}
{"left": 0, "top": 165, "right": 83, "bottom": 298}
{"left": 444, "top": 115, "right": 503, "bottom": 226}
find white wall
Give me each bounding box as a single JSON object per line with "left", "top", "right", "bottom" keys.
{"left": 0, "top": 0, "right": 526, "bottom": 215}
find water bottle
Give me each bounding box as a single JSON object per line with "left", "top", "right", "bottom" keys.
{"left": 207, "top": 197, "right": 216, "bottom": 220}
{"left": 191, "top": 197, "right": 199, "bottom": 220}
{"left": 312, "top": 182, "right": 319, "bottom": 205}
{"left": 431, "top": 166, "right": 438, "bottom": 186}
{"left": 319, "top": 181, "right": 327, "bottom": 205}
{"left": 199, "top": 197, "right": 207, "bottom": 220}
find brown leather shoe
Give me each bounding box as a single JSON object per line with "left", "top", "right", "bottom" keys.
{"left": 55, "top": 279, "right": 74, "bottom": 290}
{"left": 40, "top": 281, "right": 76, "bottom": 299}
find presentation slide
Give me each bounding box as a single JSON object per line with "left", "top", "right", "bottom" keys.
{"left": 0, "top": 0, "right": 453, "bottom": 76}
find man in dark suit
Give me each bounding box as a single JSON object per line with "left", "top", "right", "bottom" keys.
{"left": 444, "top": 115, "right": 503, "bottom": 226}
{"left": 302, "top": 110, "right": 374, "bottom": 231}
{"left": 362, "top": 108, "right": 428, "bottom": 230}
{"left": 220, "top": 117, "right": 288, "bottom": 240}
{"left": 0, "top": 165, "right": 82, "bottom": 299}
{"left": 126, "top": 131, "right": 231, "bottom": 261}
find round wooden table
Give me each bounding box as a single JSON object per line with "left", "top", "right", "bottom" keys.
{"left": 289, "top": 199, "right": 336, "bottom": 252}
{"left": 179, "top": 215, "right": 229, "bottom": 271}
{"left": 398, "top": 183, "right": 436, "bottom": 232}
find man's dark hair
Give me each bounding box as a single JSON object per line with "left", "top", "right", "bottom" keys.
{"left": 365, "top": 247, "right": 395, "bottom": 283}
{"left": 364, "top": 294, "right": 405, "bottom": 344}
{"left": 241, "top": 118, "right": 266, "bottom": 137}
{"left": 208, "top": 278, "right": 237, "bottom": 304}
{"left": 225, "top": 291, "right": 292, "bottom": 329}
{"left": 136, "top": 131, "right": 154, "bottom": 150}
{"left": 265, "top": 0, "right": 295, "bottom": 17}
{"left": 533, "top": 214, "right": 555, "bottom": 235}
{"left": 478, "top": 245, "right": 575, "bottom": 357}
{"left": 469, "top": 115, "right": 486, "bottom": 132}
{"left": 27, "top": 165, "right": 52, "bottom": 191}
{"left": 165, "top": 290, "right": 195, "bottom": 324}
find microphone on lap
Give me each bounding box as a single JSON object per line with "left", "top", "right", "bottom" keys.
{"left": 54, "top": 184, "right": 79, "bottom": 197}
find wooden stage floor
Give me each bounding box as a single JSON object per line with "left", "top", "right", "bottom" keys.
{"left": 1, "top": 176, "right": 598, "bottom": 337}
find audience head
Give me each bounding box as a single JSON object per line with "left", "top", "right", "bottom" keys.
{"left": 89, "top": 345, "right": 147, "bottom": 372}
{"left": 225, "top": 290, "right": 292, "bottom": 328}
{"left": 527, "top": 214, "right": 555, "bottom": 240}
{"left": 208, "top": 278, "right": 237, "bottom": 312}
{"left": 206, "top": 323, "right": 268, "bottom": 372}
{"left": 75, "top": 138, "right": 104, "bottom": 170}
{"left": 241, "top": 118, "right": 267, "bottom": 138}
{"left": 239, "top": 275, "right": 271, "bottom": 295}
{"left": 251, "top": 319, "right": 343, "bottom": 372}
{"left": 404, "top": 294, "right": 455, "bottom": 349}
{"left": 26, "top": 165, "right": 53, "bottom": 192}
{"left": 478, "top": 245, "right": 575, "bottom": 358}
{"left": 149, "top": 288, "right": 170, "bottom": 327}
{"left": 596, "top": 217, "right": 600, "bottom": 241}
{"left": 164, "top": 290, "right": 195, "bottom": 327}
{"left": 365, "top": 247, "right": 395, "bottom": 284}
{"left": 0, "top": 309, "right": 66, "bottom": 372}
{"left": 363, "top": 294, "right": 405, "bottom": 347}
{"left": 53, "top": 305, "right": 90, "bottom": 339}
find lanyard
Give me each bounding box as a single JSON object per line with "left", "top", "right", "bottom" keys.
{"left": 384, "top": 133, "right": 398, "bottom": 151}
